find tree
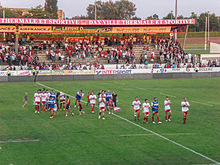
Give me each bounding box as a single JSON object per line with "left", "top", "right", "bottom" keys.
{"left": 0, "top": 8, "right": 21, "bottom": 18}
{"left": 86, "top": 0, "right": 136, "bottom": 20}
{"left": 44, "top": 0, "right": 58, "bottom": 19}
{"left": 163, "top": 12, "right": 174, "bottom": 19}
{"left": 23, "top": 5, "right": 51, "bottom": 19}
{"left": 153, "top": 14, "right": 159, "bottom": 20}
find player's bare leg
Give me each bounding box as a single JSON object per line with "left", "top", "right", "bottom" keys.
{"left": 134, "top": 112, "right": 137, "bottom": 121}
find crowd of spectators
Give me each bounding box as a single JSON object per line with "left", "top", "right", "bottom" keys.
{"left": 1, "top": 35, "right": 220, "bottom": 71}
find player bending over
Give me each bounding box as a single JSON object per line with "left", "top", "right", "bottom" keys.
{"left": 75, "top": 90, "right": 84, "bottom": 107}
{"left": 89, "top": 91, "right": 97, "bottom": 113}
{"left": 151, "top": 97, "right": 162, "bottom": 124}
{"left": 107, "top": 98, "right": 114, "bottom": 114}
{"left": 59, "top": 92, "right": 65, "bottom": 111}
{"left": 164, "top": 96, "right": 172, "bottom": 122}
{"left": 131, "top": 97, "right": 141, "bottom": 121}
{"left": 65, "top": 96, "right": 74, "bottom": 117}
{"left": 33, "top": 89, "right": 41, "bottom": 114}
{"left": 181, "top": 97, "right": 190, "bottom": 124}
{"left": 48, "top": 95, "right": 55, "bottom": 119}
{"left": 142, "top": 98, "right": 150, "bottom": 124}
{"left": 98, "top": 93, "right": 106, "bottom": 120}
{"left": 78, "top": 101, "right": 85, "bottom": 115}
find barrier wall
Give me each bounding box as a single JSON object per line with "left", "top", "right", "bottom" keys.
{"left": 2, "top": 72, "right": 220, "bottom": 82}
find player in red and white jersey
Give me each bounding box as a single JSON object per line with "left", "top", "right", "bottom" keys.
{"left": 131, "top": 97, "right": 141, "bottom": 121}
{"left": 164, "top": 96, "right": 172, "bottom": 122}
{"left": 98, "top": 92, "right": 106, "bottom": 120}
{"left": 45, "top": 90, "right": 50, "bottom": 111}
{"left": 89, "top": 91, "right": 97, "bottom": 114}
{"left": 86, "top": 92, "right": 91, "bottom": 106}
{"left": 142, "top": 98, "right": 150, "bottom": 123}
{"left": 59, "top": 92, "right": 65, "bottom": 111}
{"left": 181, "top": 97, "right": 190, "bottom": 124}
{"left": 33, "top": 89, "right": 41, "bottom": 114}
{"left": 41, "top": 90, "right": 47, "bottom": 112}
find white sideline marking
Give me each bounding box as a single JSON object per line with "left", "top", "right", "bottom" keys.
{"left": 160, "top": 92, "right": 177, "bottom": 98}
{"left": 119, "top": 133, "right": 195, "bottom": 137}
{"left": 0, "top": 139, "right": 40, "bottom": 144}
{"left": 36, "top": 82, "right": 220, "bottom": 164}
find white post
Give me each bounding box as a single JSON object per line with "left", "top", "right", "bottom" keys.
{"left": 3, "top": 9, "right": 5, "bottom": 41}
{"left": 95, "top": 0, "right": 97, "bottom": 20}
{"left": 208, "top": 11, "right": 210, "bottom": 45}
{"left": 205, "top": 16, "right": 207, "bottom": 50}
{"left": 174, "top": 0, "right": 178, "bottom": 41}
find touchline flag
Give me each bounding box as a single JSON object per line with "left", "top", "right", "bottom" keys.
{"left": 114, "top": 107, "right": 122, "bottom": 112}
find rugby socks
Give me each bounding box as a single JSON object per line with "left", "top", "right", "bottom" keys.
{"left": 168, "top": 114, "right": 171, "bottom": 120}
{"left": 146, "top": 117, "right": 148, "bottom": 122}
{"left": 152, "top": 115, "right": 154, "bottom": 122}
{"left": 183, "top": 116, "right": 186, "bottom": 123}
{"left": 157, "top": 116, "right": 160, "bottom": 122}
{"left": 137, "top": 113, "right": 140, "bottom": 120}
{"left": 99, "top": 112, "right": 101, "bottom": 116}
{"left": 51, "top": 111, "right": 53, "bottom": 117}
{"left": 92, "top": 106, "right": 94, "bottom": 112}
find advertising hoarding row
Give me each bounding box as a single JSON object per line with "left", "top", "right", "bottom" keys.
{"left": 1, "top": 68, "right": 220, "bottom": 76}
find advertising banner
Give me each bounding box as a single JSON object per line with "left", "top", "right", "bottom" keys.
{"left": 52, "top": 26, "right": 112, "bottom": 34}
{"left": 18, "top": 26, "right": 52, "bottom": 33}
{"left": 10, "top": 71, "right": 32, "bottom": 76}
{"left": 95, "top": 69, "right": 132, "bottom": 75}
{"left": 0, "top": 25, "right": 16, "bottom": 33}
{"left": 0, "top": 18, "right": 195, "bottom": 26}
{"left": 0, "top": 71, "right": 7, "bottom": 76}
{"left": 112, "top": 26, "right": 171, "bottom": 33}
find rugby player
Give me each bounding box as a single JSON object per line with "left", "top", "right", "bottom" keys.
{"left": 89, "top": 91, "right": 97, "bottom": 113}
{"left": 181, "top": 97, "right": 190, "bottom": 124}
{"left": 98, "top": 92, "right": 106, "bottom": 120}
{"left": 33, "top": 89, "right": 41, "bottom": 114}
{"left": 66, "top": 96, "right": 74, "bottom": 117}
{"left": 151, "top": 97, "right": 162, "bottom": 124}
{"left": 164, "top": 96, "right": 172, "bottom": 122}
{"left": 131, "top": 97, "right": 141, "bottom": 121}
{"left": 142, "top": 98, "right": 150, "bottom": 123}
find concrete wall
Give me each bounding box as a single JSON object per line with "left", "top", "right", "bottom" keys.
{"left": 1, "top": 72, "right": 220, "bottom": 82}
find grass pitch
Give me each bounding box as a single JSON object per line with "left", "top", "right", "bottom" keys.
{"left": 0, "top": 78, "right": 220, "bottom": 165}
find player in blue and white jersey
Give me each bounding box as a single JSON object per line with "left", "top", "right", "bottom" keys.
{"left": 105, "top": 90, "right": 112, "bottom": 114}
{"left": 74, "top": 90, "right": 84, "bottom": 107}
{"left": 151, "top": 97, "right": 162, "bottom": 124}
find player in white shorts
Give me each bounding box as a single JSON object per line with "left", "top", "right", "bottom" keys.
{"left": 181, "top": 97, "right": 190, "bottom": 124}
{"left": 131, "top": 97, "right": 141, "bottom": 121}
{"left": 41, "top": 90, "right": 47, "bottom": 112}
{"left": 59, "top": 92, "right": 65, "bottom": 111}
{"left": 142, "top": 98, "right": 150, "bottom": 123}
{"left": 33, "top": 89, "right": 41, "bottom": 114}
{"left": 98, "top": 92, "right": 106, "bottom": 120}
{"left": 89, "top": 91, "right": 97, "bottom": 113}
{"left": 164, "top": 96, "right": 172, "bottom": 122}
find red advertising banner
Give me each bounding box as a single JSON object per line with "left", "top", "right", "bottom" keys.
{"left": 0, "top": 18, "right": 195, "bottom": 26}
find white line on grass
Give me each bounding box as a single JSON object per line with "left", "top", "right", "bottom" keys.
{"left": 36, "top": 82, "right": 220, "bottom": 164}
{"left": 159, "top": 92, "right": 177, "bottom": 98}
{"left": 0, "top": 139, "right": 40, "bottom": 144}
{"left": 119, "top": 133, "right": 196, "bottom": 137}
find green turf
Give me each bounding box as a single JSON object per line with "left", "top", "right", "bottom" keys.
{"left": 0, "top": 78, "right": 220, "bottom": 165}
{"left": 184, "top": 49, "right": 210, "bottom": 54}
